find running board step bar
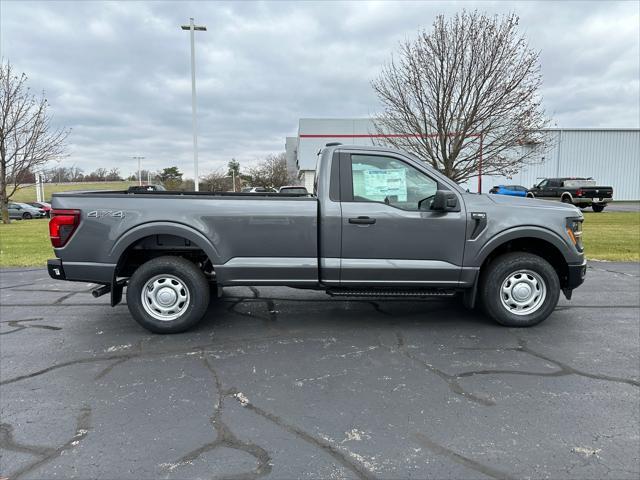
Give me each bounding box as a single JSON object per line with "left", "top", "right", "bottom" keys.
{"left": 326, "top": 288, "right": 456, "bottom": 298}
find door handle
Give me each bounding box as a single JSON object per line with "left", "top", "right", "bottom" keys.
{"left": 348, "top": 216, "right": 376, "bottom": 225}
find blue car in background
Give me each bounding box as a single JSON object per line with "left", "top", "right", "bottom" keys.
{"left": 489, "top": 185, "right": 528, "bottom": 197}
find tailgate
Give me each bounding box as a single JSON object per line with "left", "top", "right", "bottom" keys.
{"left": 579, "top": 187, "right": 613, "bottom": 199}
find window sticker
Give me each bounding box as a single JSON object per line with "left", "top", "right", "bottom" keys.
{"left": 362, "top": 168, "right": 407, "bottom": 201}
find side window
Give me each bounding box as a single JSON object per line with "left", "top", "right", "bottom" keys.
{"left": 350, "top": 155, "right": 438, "bottom": 211}
{"left": 537, "top": 180, "right": 548, "bottom": 189}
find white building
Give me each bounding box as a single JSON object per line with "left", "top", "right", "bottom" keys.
{"left": 286, "top": 118, "right": 640, "bottom": 200}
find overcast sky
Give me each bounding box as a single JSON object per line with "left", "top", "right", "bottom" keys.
{"left": 2, "top": 0, "right": 638, "bottom": 178}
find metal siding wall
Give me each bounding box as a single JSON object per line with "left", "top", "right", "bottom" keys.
{"left": 469, "top": 130, "right": 639, "bottom": 200}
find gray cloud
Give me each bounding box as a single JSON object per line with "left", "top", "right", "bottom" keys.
{"left": 1, "top": 0, "right": 638, "bottom": 177}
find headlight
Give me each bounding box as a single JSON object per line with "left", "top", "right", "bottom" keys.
{"left": 566, "top": 217, "right": 583, "bottom": 252}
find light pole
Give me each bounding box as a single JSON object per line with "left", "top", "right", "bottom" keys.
{"left": 181, "top": 17, "right": 207, "bottom": 191}
{"left": 132, "top": 156, "right": 145, "bottom": 185}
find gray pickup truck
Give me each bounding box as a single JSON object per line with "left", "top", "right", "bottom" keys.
{"left": 47, "top": 144, "right": 587, "bottom": 333}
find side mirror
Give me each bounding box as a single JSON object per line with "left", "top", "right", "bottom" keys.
{"left": 532, "top": 184, "right": 537, "bottom": 189}
{"left": 431, "top": 190, "right": 459, "bottom": 212}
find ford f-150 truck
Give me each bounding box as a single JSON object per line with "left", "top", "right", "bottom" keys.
{"left": 527, "top": 177, "right": 613, "bottom": 212}
{"left": 47, "top": 144, "right": 587, "bottom": 333}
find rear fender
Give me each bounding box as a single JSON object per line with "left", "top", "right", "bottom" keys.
{"left": 109, "top": 221, "right": 222, "bottom": 267}
{"left": 108, "top": 222, "right": 221, "bottom": 306}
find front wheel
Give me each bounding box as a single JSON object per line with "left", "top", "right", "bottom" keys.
{"left": 22, "top": 212, "right": 32, "bottom": 220}
{"left": 126, "top": 256, "right": 210, "bottom": 333}
{"left": 480, "top": 252, "right": 560, "bottom": 327}
{"left": 592, "top": 204, "right": 605, "bottom": 213}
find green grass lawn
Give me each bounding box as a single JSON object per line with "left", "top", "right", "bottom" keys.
{"left": 11, "top": 181, "right": 135, "bottom": 203}
{"left": 0, "top": 218, "right": 52, "bottom": 267}
{"left": 582, "top": 211, "right": 640, "bottom": 261}
{"left": 0, "top": 211, "right": 638, "bottom": 267}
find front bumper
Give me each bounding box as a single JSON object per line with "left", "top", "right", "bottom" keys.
{"left": 567, "top": 260, "right": 587, "bottom": 290}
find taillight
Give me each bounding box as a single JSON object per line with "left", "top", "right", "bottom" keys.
{"left": 576, "top": 189, "right": 583, "bottom": 197}
{"left": 49, "top": 209, "right": 81, "bottom": 248}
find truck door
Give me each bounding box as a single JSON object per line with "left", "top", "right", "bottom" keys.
{"left": 534, "top": 179, "right": 549, "bottom": 197}
{"left": 548, "top": 179, "right": 562, "bottom": 198}
{"left": 339, "top": 152, "right": 466, "bottom": 286}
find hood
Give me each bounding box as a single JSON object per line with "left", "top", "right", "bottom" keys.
{"left": 486, "top": 193, "right": 581, "bottom": 214}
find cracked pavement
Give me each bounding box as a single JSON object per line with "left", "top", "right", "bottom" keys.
{"left": 1, "top": 262, "right": 639, "bottom": 479}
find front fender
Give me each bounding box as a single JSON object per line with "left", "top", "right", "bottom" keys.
{"left": 468, "top": 225, "right": 578, "bottom": 267}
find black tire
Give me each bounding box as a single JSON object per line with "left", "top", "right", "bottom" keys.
{"left": 592, "top": 204, "right": 605, "bottom": 213}
{"left": 526, "top": 193, "right": 535, "bottom": 198}
{"left": 561, "top": 195, "right": 572, "bottom": 204}
{"left": 126, "top": 256, "right": 210, "bottom": 333}
{"left": 480, "top": 252, "right": 560, "bottom": 327}
{"left": 22, "top": 212, "right": 32, "bottom": 219}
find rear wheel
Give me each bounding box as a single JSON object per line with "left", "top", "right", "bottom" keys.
{"left": 592, "top": 204, "right": 605, "bottom": 212}
{"left": 126, "top": 256, "right": 210, "bottom": 333}
{"left": 480, "top": 252, "right": 560, "bottom": 327}
{"left": 22, "top": 212, "right": 32, "bottom": 219}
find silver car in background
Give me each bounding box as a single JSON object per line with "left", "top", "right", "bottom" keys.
{"left": 8, "top": 202, "right": 47, "bottom": 220}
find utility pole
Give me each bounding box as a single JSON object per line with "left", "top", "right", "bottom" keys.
{"left": 181, "top": 17, "right": 207, "bottom": 191}
{"left": 132, "top": 156, "right": 145, "bottom": 186}
{"left": 35, "top": 172, "right": 43, "bottom": 202}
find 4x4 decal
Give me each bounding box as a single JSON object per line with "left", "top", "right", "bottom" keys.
{"left": 87, "top": 210, "right": 125, "bottom": 219}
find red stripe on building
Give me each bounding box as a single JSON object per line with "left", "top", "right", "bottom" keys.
{"left": 298, "top": 133, "right": 481, "bottom": 138}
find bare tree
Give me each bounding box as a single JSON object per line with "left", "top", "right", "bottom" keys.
{"left": 0, "top": 61, "right": 69, "bottom": 222}
{"left": 69, "top": 165, "right": 84, "bottom": 182}
{"left": 372, "top": 11, "right": 549, "bottom": 187}
{"left": 248, "top": 153, "right": 293, "bottom": 189}
{"left": 202, "top": 170, "right": 232, "bottom": 192}
{"left": 106, "top": 167, "right": 122, "bottom": 181}
{"left": 48, "top": 166, "right": 71, "bottom": 183}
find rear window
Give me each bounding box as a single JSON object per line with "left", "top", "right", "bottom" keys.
{"left": 280, "top": 187, "right": 307, "bottom": 194}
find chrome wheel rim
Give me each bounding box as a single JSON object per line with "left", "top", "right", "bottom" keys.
{"left": 141, "top": 274, "right": 190, "bottom": 321}
{"left": 500, "top": 269, "right": 546, "bottom": 316}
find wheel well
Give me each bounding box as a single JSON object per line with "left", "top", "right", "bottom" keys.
{"left": 480, "top": 237, "right": 570, "bottom": 288}
{"left": 115, "top": 234, "right": 215, "bottom": 280}
{"left": 561, "top": 192, "right": 572, "bottom": 201}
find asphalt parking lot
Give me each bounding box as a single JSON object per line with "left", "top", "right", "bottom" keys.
{"left": 1, "top": 262, "right": 639, "bottom": 480}
{"left": 602, "top": 202, "right": 640, "bottom": 212}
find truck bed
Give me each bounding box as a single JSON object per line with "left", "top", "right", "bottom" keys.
{"left": 50, "top": 190, "right": 319, "bottom": 285}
